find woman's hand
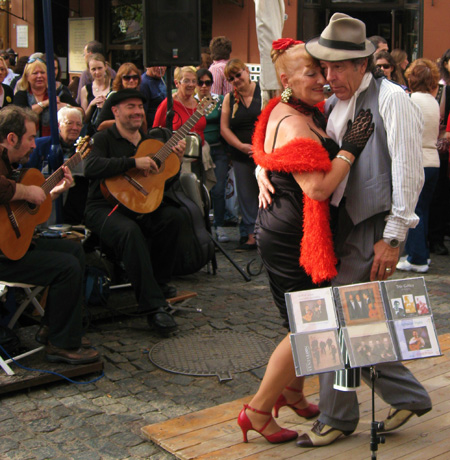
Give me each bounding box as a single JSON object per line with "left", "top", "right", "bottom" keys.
{"left": 240, "top": 143, "right": 253, "bottom": 155}
{"left": 90, "top": 94, "right": 106, "bottom": 109}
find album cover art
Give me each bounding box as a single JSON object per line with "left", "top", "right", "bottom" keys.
{"left": 383, "top": 277, "right": 432, "bottom": 319}
{"left": 290, "top": 329, "right": 344, "bottom": 376}
{"left": 285, "top": 287, "right": 338, "bottom": 333}
{"left": 343, "top": 322, "right": 397, "bottom": 367}
{"left": 393, "top": 316, "right": 441, "bottom": 360}
{"left": 334, "top": 282, "right": 386, "bottom": 326}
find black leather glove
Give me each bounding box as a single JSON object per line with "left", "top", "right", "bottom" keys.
{"left": 341, "top": 109, "right": 375, "bottom": 158}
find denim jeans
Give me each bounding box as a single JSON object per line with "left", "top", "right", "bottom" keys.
{"left": 209, "top": 143, "right": 228, "bottom": 227}
{"left": 406, "top": 167, "right": 439, "bottom": 265}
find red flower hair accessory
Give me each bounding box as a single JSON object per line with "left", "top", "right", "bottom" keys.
{"left": 272, "top": 38, "right": 304, "bottom": 51}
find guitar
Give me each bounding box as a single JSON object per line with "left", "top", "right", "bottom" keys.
{"left": 100, "top": 95, "right": 217, "bottom": 214}
{"left": 0, "top": 136, "right": 93, "bottom": 261}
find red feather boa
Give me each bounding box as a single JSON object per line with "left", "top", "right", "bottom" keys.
{"left": 252, "top": 97, "right": 337, "bottom": 284}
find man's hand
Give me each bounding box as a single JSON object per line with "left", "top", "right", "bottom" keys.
{"left": 50, "top": 166, "right": 73, "bottom": 199}
{"left": 257, "top": 167, "right": 275, "bottom": 208}
{"left": 172, "top": 139, "right": 186, "bottom": 162}
{"left": 17, "top": 184, "right": 46, "bottom": 205}
{"left": 135, "top": 157, "right": 159, "bottom": 176}
{"left": 370, "top": 239, "right": 400, "bottom": 281}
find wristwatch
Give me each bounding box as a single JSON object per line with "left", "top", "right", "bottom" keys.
{"left": 383, "top": 237, "right": 400, "bottom": 248}
{"left": 37, "top": 101, "right": 45, "bottom": 109}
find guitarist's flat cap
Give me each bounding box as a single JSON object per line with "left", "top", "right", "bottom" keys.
{"left": 109, "top": 89, "right": 147, "bottom": 106}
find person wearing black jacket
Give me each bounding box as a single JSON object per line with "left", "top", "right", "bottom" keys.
{"left": 83, "top": 89, "right": 185, "bottom": 334}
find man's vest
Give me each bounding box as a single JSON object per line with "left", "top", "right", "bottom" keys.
{"left": 326, "top": 77, "right": 392, "bottom": 225}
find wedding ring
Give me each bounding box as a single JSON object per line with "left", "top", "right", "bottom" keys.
{"left": 385, "top": 267, "right": 392, "bottom": 272}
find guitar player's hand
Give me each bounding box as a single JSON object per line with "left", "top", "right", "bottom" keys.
{"left": 50, "top": 166, "right": 74, "bottom": 200}
{"left": 135, "top": 157, "right": 159, "bottom": 176}
{"left": 15, "top": 184, "right": 46, "bottom": 205}
{"left": 172, "top": 139, "right": 186, "bottom": 162}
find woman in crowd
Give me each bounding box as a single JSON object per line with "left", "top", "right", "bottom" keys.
{"left": 10, "top": 55, "right": 29, "bottom": 92}
{"left": 14, "top": 57, "right": 78, "bottom": 137}
{"left": 375, "top": 50, "right": 407, "bottom": 86}
{"left": 80, "top": 53, "right": 111, "bottom": 135}
{"left": 0, "top": 57, "right": 14, "bottom": 108}
{"left": 95, "top": 62, "right": 145, "bottom": 132}
{"left": 391, "top": 49, "right": 409, "bottom": 72}
{"left": 238, "top": 39, "right": 373, "bottom": 444}
{"left": 153, "top": 66, "right": 206, "bottom": 142}
{"left": 220, "top": 58, "right": 261, "bottom": 250}
{"left": 396, "top": 59, "right": 440, "bottom": 273}
{"left": 196, "top": 68, "right": 229, "bottom": 242}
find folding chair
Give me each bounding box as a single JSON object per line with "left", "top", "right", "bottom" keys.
{"left": 0, "top": 281, "right": 46, "bottom": 375}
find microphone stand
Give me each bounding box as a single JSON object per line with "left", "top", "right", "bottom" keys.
{"left": 370, "top": 366, "right": 385, "bottom": 459}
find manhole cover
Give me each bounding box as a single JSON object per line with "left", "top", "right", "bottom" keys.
{"left": 149, "top": 331, "right": 276, "bottom": 381}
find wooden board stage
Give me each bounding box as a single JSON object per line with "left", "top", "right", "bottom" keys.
{"left": 142, "top": 333, "right": 450, "bottom": 460}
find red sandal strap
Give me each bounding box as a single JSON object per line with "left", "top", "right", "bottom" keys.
{"left": 285, "top": 386, "right": 303, "bottom": 393}
{"left": 244, "top": 404, "right": 272, "bottom": 417}
{"left": 284, "top": 387, "right": 305, "bottom": 407}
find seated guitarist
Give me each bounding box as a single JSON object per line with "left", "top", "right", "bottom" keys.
{"left": 83, "top": 89, "right": 185, "bottom": 335}
{"left": 0, "top": 105, "right": 100, "bottom": 365}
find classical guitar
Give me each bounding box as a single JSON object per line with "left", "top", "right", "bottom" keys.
{"left": 100, "top": 96, "right": 217, "bottom": 214}
{"left": 0, "top": 136, "right": 92, "bottom": 261}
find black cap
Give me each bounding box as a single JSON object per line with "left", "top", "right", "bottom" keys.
{"left": 109, "top": 89, "right": 147, "bottom": 107}
{"left": 6, "top": 48, "right": 15, "bottom": 55}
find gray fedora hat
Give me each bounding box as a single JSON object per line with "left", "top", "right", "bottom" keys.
{"left": 306, "top": 13, "right": 375, "bottom": 61}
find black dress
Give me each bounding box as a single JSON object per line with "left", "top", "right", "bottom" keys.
{"left": 255, "top": 129, "right": 339, "bottom": 326}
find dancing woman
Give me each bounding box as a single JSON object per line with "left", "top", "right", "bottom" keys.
{"left": 237, "top": 39, "right": 374, "bottom": 444}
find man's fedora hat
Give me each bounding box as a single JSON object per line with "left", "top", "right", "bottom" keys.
{"left": 109, "top": 88, "right": 147, "bottom": 107}
{"left": 306, "top": 13, "right": 375, "bottom": 61}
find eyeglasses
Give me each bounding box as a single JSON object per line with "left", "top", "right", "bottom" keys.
{"left": 227, "top": 71, "right": 243, "bottom": 82}
{"left": 181, "top": 79, "right": 197, "bottom": 85}
{"left": 378, "top": 64, "right": 392, "bottom": 70}
{"left": 63, "top": 121, "right": 83, "bottom": 128}
{"left": 28, "top": 57, "right": 46, "bottom": 65}
{"left": 122, "top": 75, "right": 139, "bottom": 81}
{"left": 198, "top": 80, "right": 212, "bottom": 87}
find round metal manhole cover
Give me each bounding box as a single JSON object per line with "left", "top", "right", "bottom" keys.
{"left": 149, "top": 331, "right": 276, "bottom": 381}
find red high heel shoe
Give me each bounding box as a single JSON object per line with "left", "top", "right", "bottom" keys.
{"left": 237, "top": 404, "right": 298, "bottom": 444}
{"left": 273, "top": 386, "right": 320, "bottom": 419}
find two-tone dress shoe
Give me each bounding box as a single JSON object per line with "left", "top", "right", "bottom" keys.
{"left": 296, "top": 420, "right": 352, "bottom": 447}
{"left": 378, "top": 407, "right": 431, "bottom": 433}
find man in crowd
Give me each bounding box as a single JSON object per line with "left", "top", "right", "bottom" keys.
{"left": 258, "top": 13, "right": 431, "bottom": 447}
{"left": 208, "top": 36, "right": 234, "bottom": 95}
{"left": 140, "top": 66, "right": 167, "bottom": 127}
{"left": 369, "top": 35, "right": 389, "bottom": 52}
{"left": 83, "top": 89, "right": 185, "bottom": 335}
{"left": 0, "top": 105, "right": 99, "bottom": 365}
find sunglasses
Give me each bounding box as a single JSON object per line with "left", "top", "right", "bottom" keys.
{"left": 28, "top": 57, "right": 46, "bottom": 65}
{"left": 378, "top": 64, "right": 392, "bottom": 70}
{"left": 122, "top": 75, "right": 139, "bottom": 81}
{"left": 198, "top": 80, "right": 212, "bottom": 87}
{"left": 227, "top": 71, "right": 243, "bottom": 82}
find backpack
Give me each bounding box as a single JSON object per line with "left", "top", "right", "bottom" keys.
{"left": 165, "top": 175, "right": 216, "bottom": 276}
{"left": 84, "top": 265, "right": 111, "bottom": 307}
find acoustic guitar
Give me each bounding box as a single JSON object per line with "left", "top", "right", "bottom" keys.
{"left": 100, "top": 96, "right": 217, "bottom": 215}
{"left": 0, "top": 136, "right": 92, "bottom": 260}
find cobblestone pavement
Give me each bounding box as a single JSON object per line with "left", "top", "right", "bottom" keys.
{"left": 1, "top": 230, "right": 449, "bottom": 460}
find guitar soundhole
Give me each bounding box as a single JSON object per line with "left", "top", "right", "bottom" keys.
{"left": 26, "top": 203, "right": 39, "bottom": 215}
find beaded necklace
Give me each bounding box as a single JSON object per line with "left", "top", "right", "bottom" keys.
{"left": 282, "top": 95, "right": 327, "bottom": 131}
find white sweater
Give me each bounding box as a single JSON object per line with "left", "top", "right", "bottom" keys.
{"left": 410, "top": 92, "right": 440, "bottom": 168}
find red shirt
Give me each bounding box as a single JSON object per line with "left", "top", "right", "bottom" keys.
{"left": 153, "top": 98, "right": 206, "bottom": 144}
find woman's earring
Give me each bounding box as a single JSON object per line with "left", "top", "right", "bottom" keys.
{"left": 281, "top": 86, "right": 293, "bottom": 103}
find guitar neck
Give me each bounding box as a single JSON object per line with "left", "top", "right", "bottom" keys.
{"left": 41, "top": 151, "right": 82, "bottom": 195}
{"left": 153, "top": 109, "right": 203, "bottom": 163}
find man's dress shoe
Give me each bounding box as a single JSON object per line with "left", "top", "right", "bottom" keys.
{"left": 378, "top": 407, "right": 431, "bottom": 433}
{"left": 45, "top": 343, "right": 100, "bottom": 365}
{"left": 296, "top": 420, "right": 352, "bottom": 447}
{"left": 147, "top": 307, "right": 178, "bottom": 333}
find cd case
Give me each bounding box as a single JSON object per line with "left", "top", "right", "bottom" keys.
{"left": 285, "top": 277, "right": 440, "bottom": 376}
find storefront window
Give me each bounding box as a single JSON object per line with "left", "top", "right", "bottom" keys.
{"left": 110, "top": 1, "right": 143, "bottom": 45}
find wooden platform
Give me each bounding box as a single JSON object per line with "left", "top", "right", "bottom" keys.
{"left": 142, "top": 333, "right": 450, "bottom": 460}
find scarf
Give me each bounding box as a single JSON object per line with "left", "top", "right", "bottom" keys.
{"left": 252, "top": 97, "right": 337, "bottom": 284}
{"left": 329, "top": 72, "right": 372, "bottom": 206}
